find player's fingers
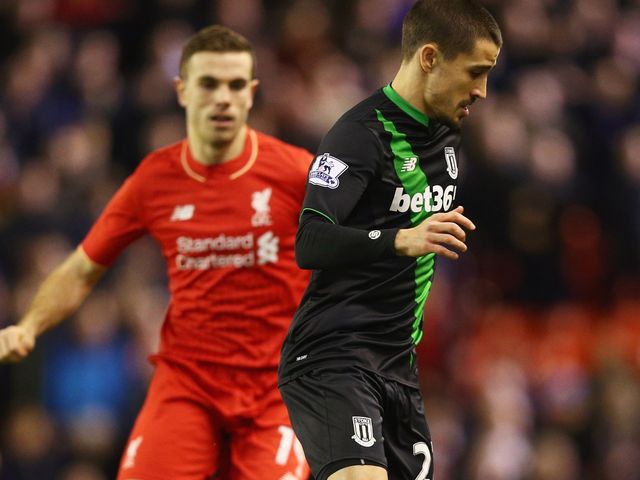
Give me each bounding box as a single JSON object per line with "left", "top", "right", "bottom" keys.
{"left": 0, "top": 331, "right": 14, "bottom": 355}
{"left": 427, "top": 209, "right": 475, "bottom": 231}
{"left": 21, "top": 330, "right": 35, "bottom": 350}
{"left": 430, "top": 221, "right": 467, "bottom": 241}
{"left": 0, "top": 336, "right": 20, "bottom": 363}
{"left": 449, "top": 212, "right": 476, "bottom": 231}
{"left": 2, "top": 352, "right": 21, "bottom": 363}
{"left": 428, "top": 233, "right": 467, "bottom": 253}
{"left": 13, "top": 340, "right": 32, "bottom": 358}
{"left": 0, "top": 348, "right": 28, "bottom": 363}
{"left": 435, "top": 206, "right": 464, "bottom": 216}
{"left": 431, "top": 244, "right": 460, "bottom": 260}
{"left": 0, "top": 328, "right": 33, "bottom": 362}
{"left": 16, "top": 330, "right": 34, "bottom": 357}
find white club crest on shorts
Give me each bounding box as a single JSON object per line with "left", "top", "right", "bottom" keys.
{"left": 308, "top": 153, "right": 349, "bottom": 189}
{"left": 351, "top": 416, "right": 376, "bottom": 447}
{"left": 444, "top": 147, "right": 458, "bottom": 179}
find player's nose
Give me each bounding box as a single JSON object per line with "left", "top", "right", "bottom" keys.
{"left": 471, "top": 77, "right": 488, "bottom": 100}
{"left": 213, "top": 84, "right": 232, "bottom": 105}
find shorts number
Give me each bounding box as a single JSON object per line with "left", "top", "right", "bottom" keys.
{"left": 413, "top": 442, "right": 432, "bottom": 480}
{"left": 276, "top": 426, "right": 305, "bottom": 478}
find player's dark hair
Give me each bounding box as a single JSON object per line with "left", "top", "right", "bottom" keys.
{"left": 401, "top": 0, "right": 502, "bottom": 61}
{"left": 179, "top": 25, "right": 256, "bottom": 78}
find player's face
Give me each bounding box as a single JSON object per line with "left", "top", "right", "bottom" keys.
{"left": 176, "top": 51, "right": 258, "bottom": 147}
{"left": 423, "top": 38, "right": 500, "bottom": 129}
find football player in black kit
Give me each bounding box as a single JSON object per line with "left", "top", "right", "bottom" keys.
{"left": 278, "top": 1, "right": 502, "bottom": 479}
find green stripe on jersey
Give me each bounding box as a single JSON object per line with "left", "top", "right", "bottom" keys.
{"left": 375, "top": 108, "right": 435, "bottom": 346}
{"left": 301, "top": 207, "right": 336, "bottom": 224}
{"left": 382, "top": 84, "right": 429, "bottom": 128}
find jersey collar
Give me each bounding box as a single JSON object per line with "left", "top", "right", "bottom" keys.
{"left": 382, "top": 84, "right": 430, "bottom": 128}
{"left": 180, "top": 128, "right": 259, "bottom": 182}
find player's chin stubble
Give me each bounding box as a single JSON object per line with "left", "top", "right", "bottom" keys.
{"left": 433, "top": 112, "right": 462, "bottom": 131}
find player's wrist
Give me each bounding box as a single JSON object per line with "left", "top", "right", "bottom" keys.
{"left": 394, "top": 229, "right": 410, "bottom": 256}
{"left": 17, "top": 318, "right": 39, "bottom": 339}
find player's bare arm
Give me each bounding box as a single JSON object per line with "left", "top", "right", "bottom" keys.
{"left": 394, "top": 205, "right": 476, "bottom": 259}
{"left": 0, "top": 247, "right": 106, "bottom": 363}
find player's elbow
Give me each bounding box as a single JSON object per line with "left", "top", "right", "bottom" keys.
{"left": 294, "top": 239, "right": 315, "bottom": 270}
{"left": 295, "top": 224, "right": 318, "bottom": 270}
{"left": 295, "top": 256, "right": 312, "bottom": 270}
{"left": 295, "top": 254, "right": 316, "bottom": 270}
{"left": 295, "top": 213, "right": 337, "bottom": 269}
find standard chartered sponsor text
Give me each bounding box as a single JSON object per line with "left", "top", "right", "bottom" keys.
{"left": 177, "top": 252, "right": 255, "bottom": 269}
{"left": 176, "top": 232, "right": 278, "bottom": 270}
{"left": 177, "top": 233, "right": 253, "bottom": 253}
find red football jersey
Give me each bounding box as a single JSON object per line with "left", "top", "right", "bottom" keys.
{"left": 82, "top": 128, "right": 312, "bottom": 368}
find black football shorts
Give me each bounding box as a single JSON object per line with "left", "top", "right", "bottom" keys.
{"left": 279, "top": 366, "right": 434, "bottom": 480}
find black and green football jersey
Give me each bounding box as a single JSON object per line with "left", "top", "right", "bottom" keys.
{"left": 278, "top": 84, "right": 461, "bottom": 387}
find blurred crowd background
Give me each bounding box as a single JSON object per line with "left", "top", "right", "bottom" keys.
{"left": 0, "top": 0, "right": 639, "bottom": 479}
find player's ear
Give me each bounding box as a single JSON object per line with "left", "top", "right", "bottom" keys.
{"left": 174, "top": 76, "right": 187, "bottom": 108}
{"left": 248, "top": 78, "right": 260, "bottom": 108}
{"left": 418, "top": 43, "right": 439, "bottom": 73}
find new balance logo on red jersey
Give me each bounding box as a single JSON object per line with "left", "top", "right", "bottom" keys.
{"left": 170, "top": 204, "right": 195, "bottom": 221}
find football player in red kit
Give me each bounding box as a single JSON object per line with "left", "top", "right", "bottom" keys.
{"left": 0, "top": 25, "right": 311, "bottom": 480}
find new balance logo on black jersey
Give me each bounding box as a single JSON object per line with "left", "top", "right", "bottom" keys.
{"left": 389, "top": 186, "right": 457, "bottom": 213}
{"left": 401, "top": 157, "right": 417, "bottom": 172}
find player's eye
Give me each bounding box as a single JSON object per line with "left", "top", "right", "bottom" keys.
{"left": 229, "top": 79, "right": 248, "bottom": 91}
{"left": 199, "top": 77, "right": 219, "bottom": 89}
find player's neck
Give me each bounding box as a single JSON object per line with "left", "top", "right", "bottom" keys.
{"left": 391, "top": 63, "right": 429, "bottom": 117}
{"left": 189, "top": 125, "right": 248, "bottom": 166}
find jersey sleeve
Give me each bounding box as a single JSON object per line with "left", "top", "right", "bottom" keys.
{"left": 81, "top": 175, "right": 146, "bottom": 266}
{"left": 296, "top": 119, "right": 400, "bottom": 269}
{"left": 296, "top": 214, "right": 397, "bottom": 269}
{"left": 302, "top": 120, "right": 382, "bottom": 224}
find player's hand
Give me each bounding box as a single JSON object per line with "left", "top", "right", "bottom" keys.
{"left": 0, "top": 325, "right": 36, "bottom": 363}
{"left": 394, "top": 206, "right": 476, "bottom": 259}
